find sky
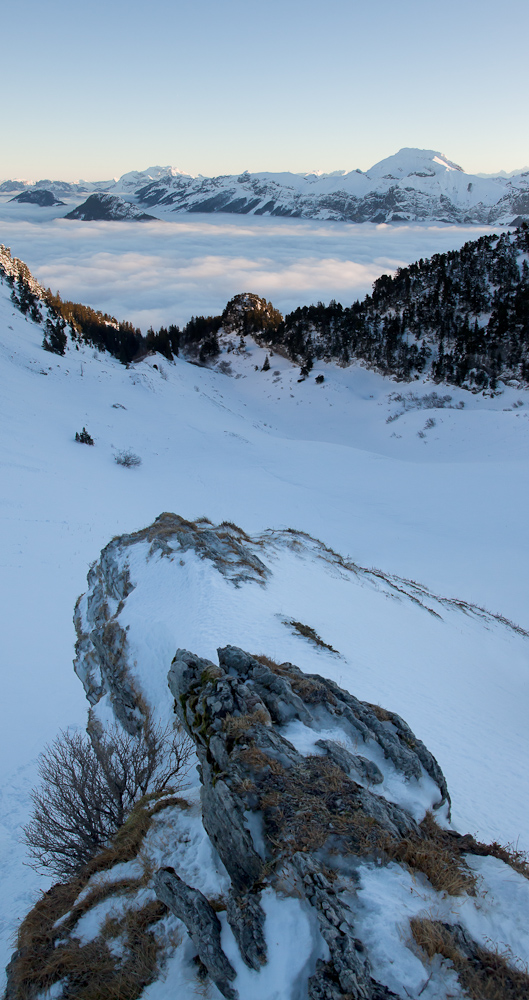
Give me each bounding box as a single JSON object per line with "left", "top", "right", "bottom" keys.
{"left": 2, "top": 0, "right": 528, "bottom": 181}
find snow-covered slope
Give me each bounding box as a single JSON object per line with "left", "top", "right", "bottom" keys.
{"left": 2, "top": 149, "right": 529, "bottom": 224}
{"left": 1, "top": 259, "right": 529, "bottom": 995}
{"left": 65, "top": 193, "right": 157, "bottom": 222}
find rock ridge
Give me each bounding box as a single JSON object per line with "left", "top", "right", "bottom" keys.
{"left": 158, "top": 643, "right": 455, "bottom": 998}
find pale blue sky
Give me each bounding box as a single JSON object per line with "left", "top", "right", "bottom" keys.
{"left": 2, "top": 0, "right": 528, "bottom": 180}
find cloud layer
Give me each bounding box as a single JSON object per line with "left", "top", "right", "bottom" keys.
{"left": 0, "top": 210, "right": 496, "bottom": 329}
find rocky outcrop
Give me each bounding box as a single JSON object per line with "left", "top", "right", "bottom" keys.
{"left": 73, "top": 515, "right": 269, "bottom": 729}
{"left": 59, "top": 515, "right": 529, "bottom": 999}
{"left": 154, "top": 868, "right": 237, "bottom": 998}
{"left": 156, "top": 643, "right": 453, "bottom": 997}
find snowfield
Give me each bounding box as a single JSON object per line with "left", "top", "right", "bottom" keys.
{"left": 0, "top": 229, "right": 528, "bottom": 994}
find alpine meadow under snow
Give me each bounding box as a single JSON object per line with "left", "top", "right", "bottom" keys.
{"left": 1, "top": 173, "right": 529, "bottom": 998}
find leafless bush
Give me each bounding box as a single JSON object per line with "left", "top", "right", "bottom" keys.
{"left": 24, "top": 724, "right": 192, "bottom": 877}
{"left": 115, "top": 449, "right": 141, "bottom": 467}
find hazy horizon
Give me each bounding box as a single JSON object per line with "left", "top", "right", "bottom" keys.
{"left": 2, "top": 149, "right": 529, "bottom": 186}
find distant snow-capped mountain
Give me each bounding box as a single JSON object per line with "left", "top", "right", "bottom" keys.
{"left": 2, "top": 148, "right": 529, "bottom": 224}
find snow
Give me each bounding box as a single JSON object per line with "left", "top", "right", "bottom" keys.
{"left": 1, "top": 218, "right": 529, "bottom": 994}
{"left": 281, "top": 721, "right": 448, "bottom": 824}
{"left": 354, "top": 855, "right": 529, "bottom": 999}
{"left": 219, "top": 890, "right": 327, "bottom": 1000}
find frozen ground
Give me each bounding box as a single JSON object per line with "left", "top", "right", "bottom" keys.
{"left": 0, "top": 228, "right": 528, "bottom": 988}
{"left": 0, "top": 200, "right": 497, "bottom": 327}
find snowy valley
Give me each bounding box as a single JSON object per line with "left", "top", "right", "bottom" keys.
{"left": 1, "top": 227, "right": 529, "bottom": 999}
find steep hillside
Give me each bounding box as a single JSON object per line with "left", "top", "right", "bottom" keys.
{"left": 3, "top": 224, "right": 529, "bottom": 393}
{"left": 262, "top": 226, "right": 529, "bottom": 391}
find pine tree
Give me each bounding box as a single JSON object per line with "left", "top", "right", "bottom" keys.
{"left": 43, "top": 316, "right": 67, "bottom": 356}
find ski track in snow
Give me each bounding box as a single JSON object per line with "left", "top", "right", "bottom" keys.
{"left": 1, "top": 222, "right": 529, "bottom": 989}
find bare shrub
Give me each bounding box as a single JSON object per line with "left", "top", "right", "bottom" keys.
{"left": 115, "top": 449, "right": 142, "bottom": 467}
{"left": 24, "top": 724, "right": 192, "bottom": 877}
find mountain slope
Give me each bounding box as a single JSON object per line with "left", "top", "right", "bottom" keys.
{"left": 260, "top": 226, "right": 529, "bottom": 390}
{"left": 5, "top": 516, "right": 529, "bottom": 1000}
{"left": 65, "top": 193, "right": 156, "bottom": 222}
{"left": 1, "top": 251, "right": 529, "bottom": 992}
{"left": 3, "top": 149, "right": 529, "bottom": 225}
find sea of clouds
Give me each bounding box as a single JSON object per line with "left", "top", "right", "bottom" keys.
{"left": 0, "top": 204, "right": 496, "bottom": 329}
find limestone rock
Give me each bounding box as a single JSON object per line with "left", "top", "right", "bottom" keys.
{"left": 154, "top": 868, "right": 237, "bottom": 999}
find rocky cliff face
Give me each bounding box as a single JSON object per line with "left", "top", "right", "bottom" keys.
{"left": 159, "top": 643, "right": 453, "bottom": 998}
{"left": 6, "top": 515, "right": 529, "bottom": 1000}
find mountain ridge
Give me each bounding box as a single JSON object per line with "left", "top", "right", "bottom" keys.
{"left": 2, "top": 148, "right": 529, "bottom": 225}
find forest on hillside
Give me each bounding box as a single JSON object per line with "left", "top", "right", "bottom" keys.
{"left": 2, "top": 224, "right": 528, "bottom": 391}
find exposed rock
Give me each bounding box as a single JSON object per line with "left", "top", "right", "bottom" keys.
{"left": 166, "top": 643, "right": 452, "bottom": 996}
{"left": 214, "top": 646, "right": 449, "bottom": 812}
{"left": 226, "top": 890, "right": 267, "bottom": 971}
{"left": 73, "top": 515, "right": 270, "bottom": 725}
{"left": 153, "top": 868, "right": 237, "bottom": 999}
{"left": 316, "top": 740, "right": 384, "bottom": 784}
{"left": 7, "top": 514, "right": 529, "bottom": 1000}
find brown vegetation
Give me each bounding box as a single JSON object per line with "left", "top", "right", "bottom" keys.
{"left": 252, "top": 653, "right": 337, "bottom": 706}
{"left": 10, "top": 790, "right": 188, "bottom": 1000}
{"left": 282, "top": 619, "right": 340, "bottom": 654}
{"left": 411, "top": 918, "right": 529, "bottom": 999}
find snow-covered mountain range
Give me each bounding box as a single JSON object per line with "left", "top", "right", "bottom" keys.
{"left": 2, "top": 148, "right": 529, "bottom": 224}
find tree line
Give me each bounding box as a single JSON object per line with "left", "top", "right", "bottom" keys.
{"left": 2, "top": 226, "right": 529, "bottom": 390}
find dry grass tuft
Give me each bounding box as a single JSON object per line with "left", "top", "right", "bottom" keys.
{"left": 365, "top": 702, "right": 393, "bottom": 722}
{"left": 238, "top": 752, "right": 379, "bottom": 856}
{"left": 218, "top": 520, "right": 252, "bottom": 542}
{"left": 382, "top": 827, "right": 476, "bottom": 897}
{"left": 10, "top": 793, "right": 186, "bottom": 999}
{"left": 411, "top": 917, "right": 529, "bottom": 999}
{"left": 478, "top": 840, "right": 529, "bottom": 881}
{"left": 81, "top": 791, "right": 187, "bottom": 879}
{"left": 234, "top": 751, "right": 476, "bottom": 897}
{"left": 222, "top": 709, "right": 271, "bottom": 738}
{"left": 252, "top": 654, "right": 337, "bottom": 706}
{"left": 252, "top": 653, "right": 281, "bottom": 670}
{"left": 282, "top": 619, "right": 339, "bottom": 655}
{"left": 11, "top": 897, "right": 166, "bottom": 1000}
